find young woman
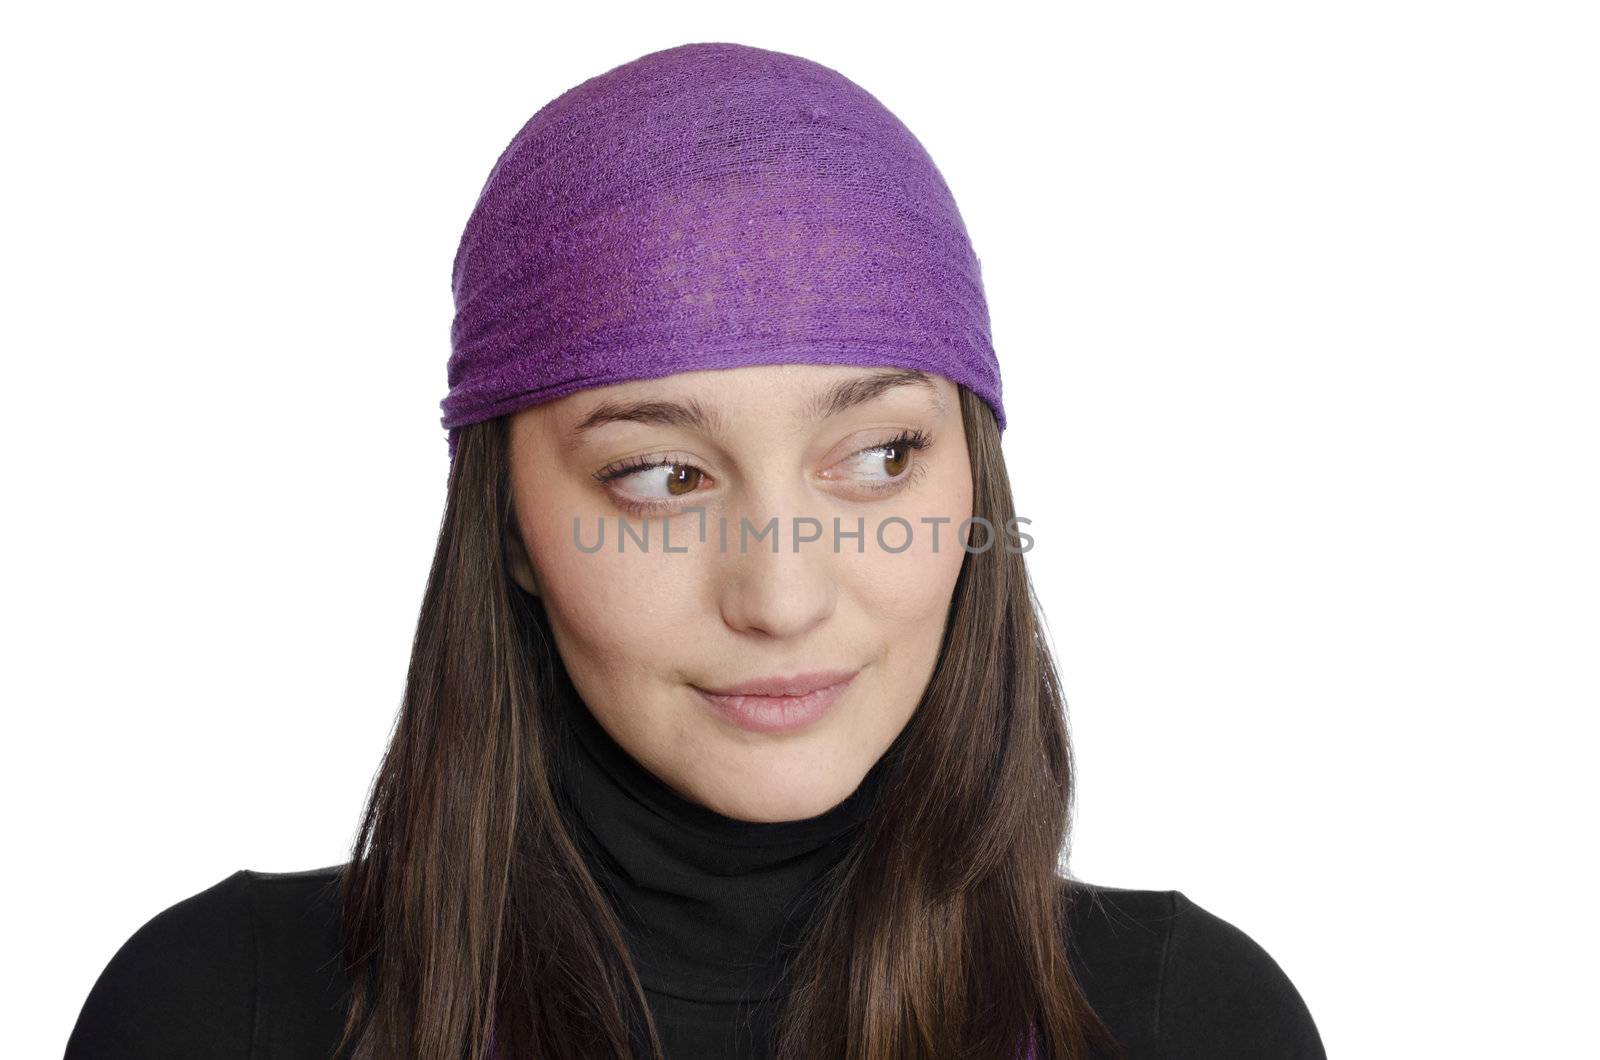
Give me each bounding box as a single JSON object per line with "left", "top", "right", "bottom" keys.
{"left": 65, "top": 42, "right": 1325, "bottom": 1059}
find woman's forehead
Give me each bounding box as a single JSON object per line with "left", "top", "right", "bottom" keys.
{"left": 534, "top": 365, "right": 954, "bottom": 444}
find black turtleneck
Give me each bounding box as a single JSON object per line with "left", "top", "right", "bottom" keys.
{"left": 550, "top": 685, "right": 888, "bottom": 1059}
{"left": 65, "top": 695, "right": 1329, "bottom": 1059}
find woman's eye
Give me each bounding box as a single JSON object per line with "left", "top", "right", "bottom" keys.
{"left": 825, "top": 438, "right": 928, "bottom": 496}
{"left": 819, "top": 430, "right": 932, "bottom": 496}
{"left": 615, "top": 462, "right": 705, "bottom": 500}
{"left": 598, "top": 430, "right": 929, "bottom": 511}
{"left": 836, "top": 441, "right": 913, "bottom": 483}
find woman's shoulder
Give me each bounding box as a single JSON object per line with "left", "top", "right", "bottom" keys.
{"left": 66, "top": 864, "right": 351, "bottom": 1059}
{"left": 1062, "top": 878, "right": 1326, "bottom": 1059}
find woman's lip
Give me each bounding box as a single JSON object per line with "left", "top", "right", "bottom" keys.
{"left": 693, "top": 671, "right": 858, "bottom": 735}
{"left": 694, "top": 668, "right": 860, "bottom": 697}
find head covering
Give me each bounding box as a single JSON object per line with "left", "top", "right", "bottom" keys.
{"left": 440, "top": 41, "right": 1005, "bottom": 462}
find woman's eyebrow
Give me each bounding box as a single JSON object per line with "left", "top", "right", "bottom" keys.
{"left": 806, "top": 369, "right": 945, "bottom": 422}
{"left": 568, "top": 369, "right": 944, "bottom": 444}
{"left": 572, "top": 397, "right": 726, "bottom": 437}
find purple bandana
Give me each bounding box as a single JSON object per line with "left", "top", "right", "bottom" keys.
{"left": 440, "top": 41, "right": 1005, "bottom": 461}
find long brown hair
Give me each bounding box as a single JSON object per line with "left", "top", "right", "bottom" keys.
{"left": 334, "top": 385, "right": 1122, "bottom": 1059}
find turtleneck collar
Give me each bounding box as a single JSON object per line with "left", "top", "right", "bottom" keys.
{"left": 551, "top": 681, "right": 887, "bottom": 1007}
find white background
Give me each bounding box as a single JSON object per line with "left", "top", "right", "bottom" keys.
{"left": 7, "top": 2, "right": 1596, "bottom": 1056}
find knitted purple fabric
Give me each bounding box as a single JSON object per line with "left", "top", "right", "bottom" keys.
{"left": 440, "top": 41, "right": 1004, "bottom": 462}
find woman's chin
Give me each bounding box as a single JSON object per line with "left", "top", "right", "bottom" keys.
{"left": 684, "top": 766, "right": 862, "bottom": 825}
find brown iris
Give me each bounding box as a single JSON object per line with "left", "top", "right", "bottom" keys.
{"left": 881, "top": 443, "right": 910, "bottom": 478}
{"left": 666, "top": 464, "right": 702, "bottom": 496}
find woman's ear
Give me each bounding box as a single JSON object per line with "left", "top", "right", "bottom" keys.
{"left": 504, "top": 507, "right": 541, "bottom": 597}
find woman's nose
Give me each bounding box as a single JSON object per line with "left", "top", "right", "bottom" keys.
{"left": 713, "top": 510, "right": 840, "bottom": 640}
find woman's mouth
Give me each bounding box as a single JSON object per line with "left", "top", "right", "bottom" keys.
{"left": 692, "top": 669, "right": 859, "bottom": 734}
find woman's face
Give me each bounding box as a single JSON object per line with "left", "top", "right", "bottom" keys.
{"left": 504, "top": 364, "right": 973, "bottom": 823}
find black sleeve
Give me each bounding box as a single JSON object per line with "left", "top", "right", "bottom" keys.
{"left": 1156, "top": 890, "right": 1326, "bottom": 1058}
{"left": 64, "top": 870, "right": 258, "bottom": 1059}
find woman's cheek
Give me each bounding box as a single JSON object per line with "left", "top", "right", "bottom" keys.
{"left": 536, "top": 521, "right": 702, "bottom": 639}
{"left": 842, "top": 520, "right": 962, "bottom": 625}
{"left": 873, "top": 476, "right": 972, "bottom": 621}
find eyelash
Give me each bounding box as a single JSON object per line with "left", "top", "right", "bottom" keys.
{"left": 592, "top": 428, "right": 934, "bottom": 516}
